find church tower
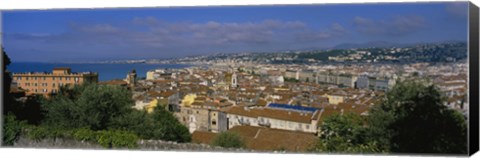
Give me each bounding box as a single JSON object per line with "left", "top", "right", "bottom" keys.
{"left": 126, "top": 69, "right": 137, "bottom": 87}
{"left": 231, "top": 72, "right": 238, "bottom": 88}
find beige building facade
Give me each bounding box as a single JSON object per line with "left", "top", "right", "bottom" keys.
{"left": 12, "top": 67, "right": 98, "bottom": 96}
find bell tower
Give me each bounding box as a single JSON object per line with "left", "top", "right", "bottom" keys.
{"left": 126, "top": 69, "right": 137, "bottom": 87}
{"left": 231, "top": 72, "right": 238, "bottom": 88}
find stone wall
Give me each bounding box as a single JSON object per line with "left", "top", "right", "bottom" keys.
{"left": 14, "top": 137, "right": 103, "bottom": 149}
{"left": 13, "top": 136, "right": 252, "bottom": 152}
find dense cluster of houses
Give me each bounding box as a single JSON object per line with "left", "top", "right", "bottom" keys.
{"left": 9, "top": 61, "right": 460, "bottom": 152}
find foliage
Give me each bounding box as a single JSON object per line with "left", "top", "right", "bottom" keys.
{"left": 150, "top": 105, "right": 191, "bottom": 142}
{"left": 43, "top": 83, "right": 134, "bottom": 130}
{"left": 24, "top": 125, "right": 74, "bottom": 141}
{"left": 211, "top": 132, "right": 245, "bottom": 148}
{"left": 25, "top": 126, "right": 49, "bottom": 141}
{"left": 96, "top": 130, "right": 138, "bottom": 149}
{"left": 3, "top": 48, "right": 14, "bottom": 116}
{"left": 2, "top": 114, "right": 26, "bottom": 146}
{"left": 73, "top": 128, "right": 98, "bottom": 142}
{"left": 42, "top": 83, "right": 191, "bottom": 143}
{"left": 8, "top": 95, "right": 46, "bottom": 125}
{"left": 368, "top": 80, "right": 467, "bottom": 154}
{"left": 313, "top": 80, "right": 467, "bottom": 154}
{"left": 111, "top": 104, "right": 191, "bottom": 143}
{"left": 284, "top": 77, "right": 299, "bottom": 83}
{"left": 72, "top": 128, "right": 138, "bottom": 148}
{"left": 313, "top": 113, "right": 383, "bottom": 153}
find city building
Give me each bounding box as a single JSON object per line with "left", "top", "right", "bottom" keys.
{"left": 12, "top": 67, "right": 98, "bottom": 96}
{"left": 125, "top": 69, "right": 137, "bottom": 87}
{"left": 284, "top": 69, "right": 299, "bottom": 80}
{"left": 224, "top": 105, "right": 322, "bottom": 134}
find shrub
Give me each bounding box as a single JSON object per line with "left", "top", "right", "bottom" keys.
{"left": 26, "top": 126, "right": 49, "bottom": 141}
{"left": 43, "top": 83, "right": 134, "bottom": 131}
{"left": 25, "top": 125, "right": 75, "bottom": 141}
{"left": 73, "top": 128, "right": 97, "bottom": 142}
{"left": 211, "top": 132, "right": 245, "bottom": 148}
{"left": 111, "top": 105, "right": 191, "bottom": 143}
{"left": 96, "top": 130, "right": 138, "bottom": 149}
{"left": 2, "top": 114, "right": 26, "bottom": 145}
{"left": 368, "top": 80, "right": 467, "bottom": 154}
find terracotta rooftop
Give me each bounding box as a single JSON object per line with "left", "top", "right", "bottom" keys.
{"left": 192, "top": 131, "right": 217, "bottom": 145}
{"left": 229, "top": 126, "right": 318, "bottom": 152}
{"left": 225, "top": 106, "right": 320, "bottom": 124}
{"left": 98, "top": 79, "right": 127, "bottom": 85}
{"left": 53, "top": 67, "right": 71, "bottom": 70}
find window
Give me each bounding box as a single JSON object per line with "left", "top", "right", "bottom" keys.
{"left": 17, "top": 76, "right": 22, "bottom": 80}
{"left": 212, "top": 120, "right": 217, "bottom": 125}
{"left": 34, "top": 77, "right": 37, "bottom": 80}
{"left": 34, "top": 89, "right": 38, "bottom": 92}
{"left": 59, "top": 77, "right": 62, "bottom": 80}
{"left": 306, "top": 125, "right": 310, "bottom": 129}
{"left": 52, "top": 77, "right": 56, "bottom": 80}
{"left": 66, "top": 77, "right": 70, "bottom": 81}
{"left": 34, "top": 83, "right": 37, "bottom": 86}
{"left": 74, "top": 77, "right": 79, "bottom": 82}
{"left": 196, "top": 111, "right": 199, "bottom": 114}
{"left": 43, "top": 77, "right": 46, "bottom": 80}
{"left": 52, "top": 83, "right": 56, "bottom": 87}
{"left": 26, "top": 77, "right": 29, "bottom": 80}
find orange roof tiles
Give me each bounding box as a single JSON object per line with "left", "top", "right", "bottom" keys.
{"left": 225, "top": 106, "right": 320, "bottom": 124}
{"left": 229, "top": 126, "right": 318, "bottom": 152}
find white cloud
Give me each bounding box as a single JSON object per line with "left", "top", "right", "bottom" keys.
{"left": 353, "top": 15, "right": 426, "bottom": 36}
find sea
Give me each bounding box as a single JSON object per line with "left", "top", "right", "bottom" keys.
{"left": 8, "top": 62, "right": 193, "bottom": 81}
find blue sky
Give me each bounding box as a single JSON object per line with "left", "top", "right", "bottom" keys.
{"left": 2, "top": 2, "right": 468, "bottom": 62}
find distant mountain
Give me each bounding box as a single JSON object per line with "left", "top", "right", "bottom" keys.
{"left": 332, "top": 40, "right": 468, "bottom": 50}
{"left": 332, "top": 41, "right": 414, "bottom": 49}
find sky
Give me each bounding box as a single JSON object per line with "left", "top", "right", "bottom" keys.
{"left": 2, "top": 2, "right": 469, "bottom": 62}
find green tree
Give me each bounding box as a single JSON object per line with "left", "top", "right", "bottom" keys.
{"left": 3, "top": 48, "right": 46, "bottom": 126}
{"left": 368, "top": 80, "right": 467, "bottom": 154}
{"left": 110, "top": 104, "right": 191, "bottom": 142}
{"left": 10, "top": 95, "right": 46, "bottom": 125}
{"left": 2, "top": 114, "right": 26, "bottom": 146}
{"left": 43, "top": 83, "right": 134, "bottom": 130}
{"left": 150, "top": 104, "right": 191, "bottom": 142}
{"left": 313, "top": 112, "right": 383, "bottom": 153}
{"left": 3, "top": 47, "right": 14, "bottom": 116}
{"left": 72, "top": 128, "right": 138, "bottom": 149}
{"left": 96, "top": 130, "right": 138, "bottom": 149}
{"left": 211, "top": 132, "right": 245, "bottom": 148}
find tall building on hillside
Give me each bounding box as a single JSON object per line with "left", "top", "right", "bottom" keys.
{"left": 231, "top": 72, "right": 238, "bottom": 88}
{"left": 12, "top": 67, "right": 98, "bottom": 96}
{"left": 125, "top": 69, "right": 137, "bottom": 87}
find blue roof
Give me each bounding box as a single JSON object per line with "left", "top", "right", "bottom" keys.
{"left": 267, "top": 103, "right": 319, "bottom": 113}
